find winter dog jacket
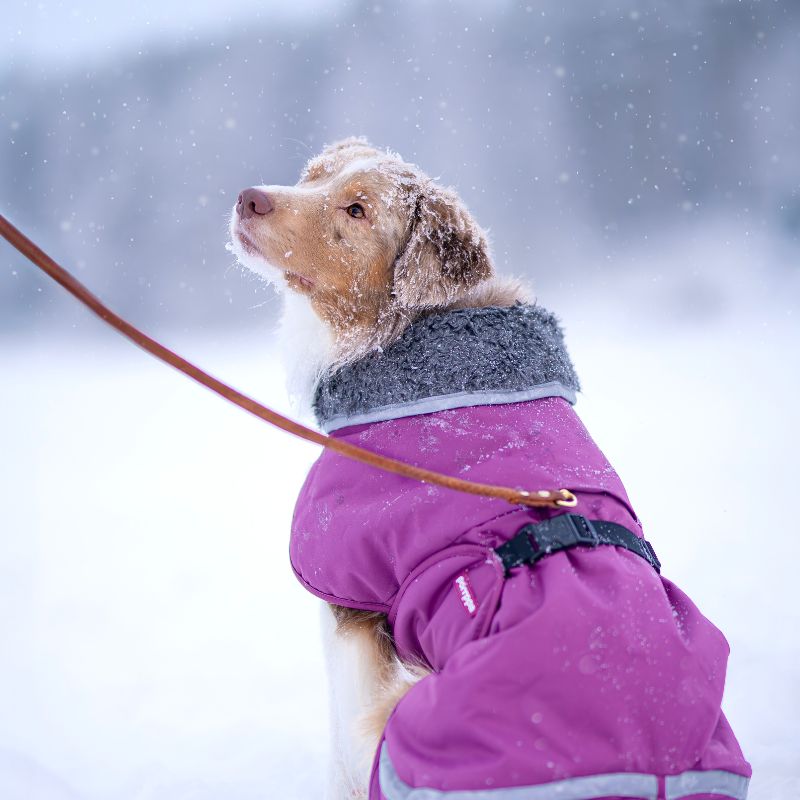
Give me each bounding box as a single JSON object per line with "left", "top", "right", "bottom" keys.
{"left": 290, "top": 305, "right": 751, "bottom": 800}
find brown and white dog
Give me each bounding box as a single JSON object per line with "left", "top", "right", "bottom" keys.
{"left": 228, "top": 137, "right": 527, "bottom": 799}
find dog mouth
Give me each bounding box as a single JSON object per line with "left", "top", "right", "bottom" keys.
{"left": 284, "top": 271, "right": 315, "bottom": 291}
{"left": 234, "top": 226, "right": 316, "bottom": 291}
{"left": 235, "top": 227, "right": 261, "bottom": 256}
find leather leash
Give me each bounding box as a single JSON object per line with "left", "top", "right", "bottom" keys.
{"left": 0, "top": 213, "right": 577, "bottom": 510}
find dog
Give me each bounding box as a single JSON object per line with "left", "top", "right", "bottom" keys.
{"left": 228, "top": 138, "right": 751, "bottom": 800}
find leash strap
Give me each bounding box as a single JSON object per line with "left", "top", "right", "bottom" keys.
{"left": 0, "top": 212, "right": 576, "bottom": 510}
{"left": 494, "top": 514, "right": 661, "bottom": 576}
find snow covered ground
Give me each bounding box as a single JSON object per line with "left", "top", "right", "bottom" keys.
{"left": 1, "top": 254, "right": 798, "bottom": 798}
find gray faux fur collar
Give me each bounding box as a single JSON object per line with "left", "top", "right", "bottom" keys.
{"left": 313, "top": 304, "right": 580, "bottom": 432}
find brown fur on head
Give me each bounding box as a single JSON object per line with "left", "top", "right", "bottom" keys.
{"left": 229, "top": 137, "right": 526, "bottom": 361}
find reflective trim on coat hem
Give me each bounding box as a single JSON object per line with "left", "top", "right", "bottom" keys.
{"left": 665, "top": 770, "right": 749, "bottom": 800}
{"left": 379, "top": 744, "right": 657, "bottom": 800}
{"left": 379, "top": 743, "right": 749, "bottom": 800}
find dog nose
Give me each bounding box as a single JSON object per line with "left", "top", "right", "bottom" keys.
{"left": 236, "top": 188, "right": 274, "bottom": 219}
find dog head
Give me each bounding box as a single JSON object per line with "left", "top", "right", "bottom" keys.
{"left": 228, "top": 137, "right": 495, "bottom": 348}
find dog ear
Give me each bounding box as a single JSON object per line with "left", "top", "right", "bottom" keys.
{"left": 393, "top": 185, "right": 493, "bottom": 309}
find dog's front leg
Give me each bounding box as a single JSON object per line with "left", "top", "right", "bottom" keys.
{"left": 321, "top": 602, "right": 395, "bottom": 800}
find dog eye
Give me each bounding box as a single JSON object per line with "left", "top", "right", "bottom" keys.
{"left": 346, "top": 203, "right": 366, "bottom": 219}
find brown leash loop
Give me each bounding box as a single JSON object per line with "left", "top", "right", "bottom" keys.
{"left": 0, "top": 213, "right": 577, "bottom": 510}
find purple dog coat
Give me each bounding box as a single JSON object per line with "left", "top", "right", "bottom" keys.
{"left": 290, "top": 306, "right": 751, "bottom": 800}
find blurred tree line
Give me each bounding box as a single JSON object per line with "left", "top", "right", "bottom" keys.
{"left": 1, "top": 0, "right": 798, "bottom": 332}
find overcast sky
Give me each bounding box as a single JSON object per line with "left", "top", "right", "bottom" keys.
{"left": 3, "top": 0, "right": 335, "bottom": 67}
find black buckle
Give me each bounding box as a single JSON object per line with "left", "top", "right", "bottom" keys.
{"left": 540, "top": 514, "right": 601, "bottom": 550}
{"left": 494, "top": 514, "right": 600, "bottom": 575}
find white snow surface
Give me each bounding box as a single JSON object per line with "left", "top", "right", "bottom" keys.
{"left": 1, "top": 271, "right": 798, "bottom": 798}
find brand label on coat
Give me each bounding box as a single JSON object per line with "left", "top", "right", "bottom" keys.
{"left": 454, "top": 573, "right": 478, "bottom": 617}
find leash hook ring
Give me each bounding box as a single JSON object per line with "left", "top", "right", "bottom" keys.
{"left": 555, "top": 489, "right": 578, "bottom": 508}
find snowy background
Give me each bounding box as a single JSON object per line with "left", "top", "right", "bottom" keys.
{"left": 1, "top": 1, "right": 799, "bottom": 798}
